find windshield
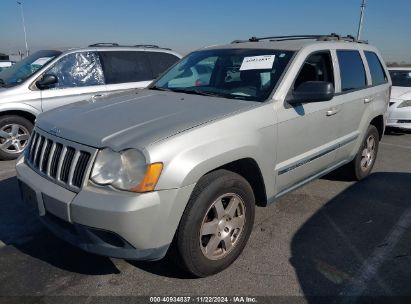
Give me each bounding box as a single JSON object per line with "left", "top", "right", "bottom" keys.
{"left": 389, "top": 70, "right": 411, "bottom": 87}
{"left": 0, "top": 50, "right": 61, "bottom": 87}
{"left": 151, "top": 49, "right": 294, "bottom": 102}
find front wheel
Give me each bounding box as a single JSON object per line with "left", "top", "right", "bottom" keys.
{"left": 175, "top": 169, "right": 255, "bottom": 277}
{"left": 0, "top": 115, "right": 33, "bottom": 160}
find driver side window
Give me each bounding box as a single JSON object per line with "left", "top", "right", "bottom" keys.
{"left": 45, "top": 52, "right": 105, "bottom": 89}
{"left": 294, "top": 51, "right": 334, "bottom": 90}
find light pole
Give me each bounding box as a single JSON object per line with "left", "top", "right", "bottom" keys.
{"left": 357, "top": 0, "right": 367, "bottom": 41}
{"left": 17, "top": 1, "right": 29, "bottom": 57}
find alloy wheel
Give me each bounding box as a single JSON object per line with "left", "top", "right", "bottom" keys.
{"left": 360, "top": 135, "right": 376, "bottom": 171}
{"left": 199, "top": 193, "right": 246, "bottom": 260}
{"left": 0, "top": 124, "right": 30, "bottom": 154}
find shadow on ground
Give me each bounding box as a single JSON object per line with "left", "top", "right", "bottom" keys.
{"left": 384, "top": 128, "right": 411, "bottom": 136}
{"left": 291, "top": 172, "right": 411, "bottom": 302}
{"left": 0, "top": 176, "right": 119, "bottom": 275}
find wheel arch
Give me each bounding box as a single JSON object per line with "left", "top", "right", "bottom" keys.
{"left": 370, "top": 115, "right": 384, "bottom": 140}
{"left": 212, "top": 158, "right": 268, "bottom": 207}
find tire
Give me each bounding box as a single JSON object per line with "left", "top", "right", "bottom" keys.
{"left": 174, "top": 169, "right": 255, "bottom": 277}
{"left": 0, "top": 115, "right": 33, "bottom": 160}
{"left": 346, "top": 125, "right": 379, "bottom": 180}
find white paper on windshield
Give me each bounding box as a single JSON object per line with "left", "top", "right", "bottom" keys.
{"left": 31, "top": 57, "right": 53, "bottom": 66}
{"left": 240, "top": 55, "right": 275, "bottom": 71}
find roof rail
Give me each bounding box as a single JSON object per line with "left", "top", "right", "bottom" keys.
{"left": 134, "top": 44, "right": 172, "bottom": 50}
{"left": 134, "top": 44, "right": 159, "bottom": 48}
{"left": 88, "top": 43, "right": 172, "bottom": 50}
{"left": 88, "top": 43, "right": 119, "bottom": 47}
{"left": 231, "top": 33, "right": 368, "bottom": 44}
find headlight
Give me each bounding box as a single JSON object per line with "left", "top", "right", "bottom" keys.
{"left": 90, "top": 148, "right": 163, "bottom": 192}
{"left": 398, "top": 100, "right": 411, "bottom": 108}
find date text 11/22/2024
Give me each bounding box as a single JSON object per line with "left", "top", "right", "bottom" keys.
{"left": 149, "top": 296, "right": 257, "bottom": 303}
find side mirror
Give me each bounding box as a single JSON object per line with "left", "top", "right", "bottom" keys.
{"left": 36, "top": 74, "right": 58, "bottom": 89}
{"left": 289, "top": 81, "right": 335, "bottom": 104}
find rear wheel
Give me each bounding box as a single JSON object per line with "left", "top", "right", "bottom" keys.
{"left": 346, "top": 125, "right": 379, "bottom": 180}
{"left": 0, "top": 115, "right": 33, "bottom": 160}
{"left": 174, "top": 169, "right": 255, "bottom": 277}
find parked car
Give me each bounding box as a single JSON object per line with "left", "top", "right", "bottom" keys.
{"left": 16, "top": 34, "right": 390, "bottom": 277}
{"left": 0, "top": 60, "right": 14, "bottom": 72}
{"left": 387, "top": 67, "right": 411, "bottom": 130}
{"left": 0, "top": 44, "right": 181, "bottom": 160}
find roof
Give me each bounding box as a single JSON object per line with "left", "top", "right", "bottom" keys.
{"left": 205, "top": 39, "right": 371, "bottom": 52}
{"left": 203, "top": 34, "right": 372, "bottom": 52}
{"left": 61, "top": 44, "right": 181, "bottom": 58}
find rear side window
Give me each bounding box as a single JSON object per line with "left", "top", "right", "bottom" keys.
{"left": 337, "top": 50, "right": 367, "bottom": 92}
{"left": 99, "top": 51, "right": 153, "bottom": 84}
{"left": 147, "top": 52, "right": 180, "bottom": 78}
{"left": 364, "top": 51, "right": 387, "bottom": 86}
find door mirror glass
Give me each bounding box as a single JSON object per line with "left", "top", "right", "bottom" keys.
{"left": 36, "top": 74, "right": 58, "bottom": 90}
{"left": 289, "top": 81, "right": 335, "bottom": 104}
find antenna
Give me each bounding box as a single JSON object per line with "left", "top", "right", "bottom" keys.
{"left": 357, "top": 0, "right": 367, "bottom": 41}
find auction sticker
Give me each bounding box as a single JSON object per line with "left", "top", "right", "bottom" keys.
{"left": 240, "top": 55, "right": 275, "bottom": 71}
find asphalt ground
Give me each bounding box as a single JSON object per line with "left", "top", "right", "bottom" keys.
{"left": 0, "top": 129, "right": 410, "bottom": 303}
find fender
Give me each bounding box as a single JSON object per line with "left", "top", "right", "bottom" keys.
{"left": 148, "top": 104, "right": 278, "bottom": 200}
{"left": 0, "top": 102, "right": 41, "bottom": 118}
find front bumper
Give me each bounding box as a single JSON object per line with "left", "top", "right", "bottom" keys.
{"left": 16, "top": 157, "right": 195, "bottom": 261}
{"left": 387, "top": 99, "right": 411, "bottom": 130}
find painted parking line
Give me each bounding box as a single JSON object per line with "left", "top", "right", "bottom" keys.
{"left": 381, "top": 142, "right": 411, "bottom": 150}
{"left": 339, "top": 206, "right": 411, "bottom": 299}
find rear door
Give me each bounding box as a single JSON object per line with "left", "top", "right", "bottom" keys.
{"left": 40, "top": 51, "right": 107, "bottom": 112}
{"left": 99, "top": 51, "right": 154, "bottom": 92}
{"left": 333, "top": 49, "right": 388, "bottom": 162}
{"left": 276, "top": 51, "right": 341, "bottom": 193}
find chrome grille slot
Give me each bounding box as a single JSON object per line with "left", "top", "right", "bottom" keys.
{"left": 25, "top": 128, "right": 96, "bottom": 192}
{"left": 72, "top": 151, "right": 91, "bottom": 188}
{"left": 50, "top": 143, "right": 63, "bottom": 178}
{"left": 40, "top": 139, "right": 53, "bottom": 173}
{"left": 29, "top": 132, "right": 39, "bottom": 163}
{"left": 60, "top": 147, "right": 75, "bottom": 182}
{"left": 34, "top": 136, "right": 45, "bottom": 168}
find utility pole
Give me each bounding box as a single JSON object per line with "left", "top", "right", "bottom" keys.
{"left": 357, "top": 0, "right": 367, "bottom": 41}
{"left": 17, "top": 1, "right": 29, "bottom": 57}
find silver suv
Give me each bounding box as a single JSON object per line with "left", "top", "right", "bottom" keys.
{"left": 0, "top": 44, "right": 181, "bottom": 160}
{"left": 16, "top": 34, "right": 390, "bottom": 277}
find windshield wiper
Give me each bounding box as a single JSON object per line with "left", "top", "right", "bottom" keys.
{"left": 150, "top": 86, "right": 173, "bottom": 92}
{"left": 169, "top": 88, "right": 223, "bottom": 97}
{"left": 151, "top": 86, "right": 228, "bottom": 98}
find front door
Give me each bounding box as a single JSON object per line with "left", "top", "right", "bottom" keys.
{"left": 40, "top": 51, "right": 107, "bottom": 112}
{"left": 275, "top": 51, "right": 341, "bottom": 193}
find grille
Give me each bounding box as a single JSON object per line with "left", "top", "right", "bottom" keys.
{"left": 26, "top": 130, "right": 94, "bottom": 191}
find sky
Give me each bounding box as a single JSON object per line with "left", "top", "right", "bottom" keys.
{"left": 1, "top": 0, "right": 410, "bottom": 62}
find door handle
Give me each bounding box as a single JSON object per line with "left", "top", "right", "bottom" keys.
{"left": 364, "top": 97, "right": 374, "bottom": 103}
{"left": 91, "top": 93, "right": 106, "bottom": 101}
{"left": 326, "top": 108, "right": 340, "bottom": 116}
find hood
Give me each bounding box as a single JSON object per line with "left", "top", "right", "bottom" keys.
{"left": 390, "top": 86, "right": 411, "bottom": 99}
{"left": 37, "top": 89, "right": 255, "bottom": 150}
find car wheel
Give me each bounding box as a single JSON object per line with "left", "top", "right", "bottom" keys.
{"left": 0, "top": 115, "right": 33, "bottom": 160}
{"left": 348, "top": 125, "right": 379, "bottom": 180}
{"left": 175, "top": 169, "right": 255, "bottom": 277}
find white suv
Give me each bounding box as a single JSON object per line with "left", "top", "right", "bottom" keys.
{"left": 0, "top": 44, "right": 181, "bottom": 160}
